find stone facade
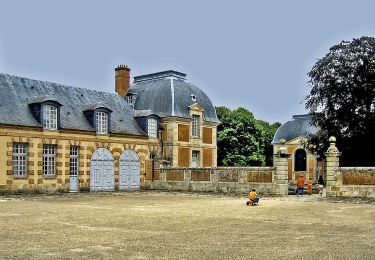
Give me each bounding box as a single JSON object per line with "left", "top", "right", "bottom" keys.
{"left": 0, "top": 125, "right": 158, "bottom": 191}
{"left": 160, "top": 115, "right": 218, "bottom": 168}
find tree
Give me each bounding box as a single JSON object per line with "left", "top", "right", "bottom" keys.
{"left": 305, "top": 36, "right": 375, "bottom": 166}
{"left": 216, "top": 106, "right": 280, "bottom": 166}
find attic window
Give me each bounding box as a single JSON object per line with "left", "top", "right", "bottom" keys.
{"left": 191, "top": 94, "right": 197, "bottom": 102}
{"left": 43, "top": 105, "right": 58, "bottom": 130}
{"left": 126, "top": 94, "right": 137, "bottom": 106}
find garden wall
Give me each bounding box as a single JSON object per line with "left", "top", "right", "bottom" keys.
{"left": 325, "top": 137, "right": 375, "bottom": 198}
{"left": 142, "top": 167, "right": 275, "bottom": 194}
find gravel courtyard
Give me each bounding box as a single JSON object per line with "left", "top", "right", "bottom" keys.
{"left": 0, "top": 191, "right": 374, "bottom": 259}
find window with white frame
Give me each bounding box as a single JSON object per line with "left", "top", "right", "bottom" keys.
{"left": 12, "top": 143, "right": 28, "bottom": 177}
{"left": 148, "top": 118, "right": 158, "bottom": 138}
{"left": 126, "top": 95, "right": 133, "bottom": 104}
{"left": 43, "top": 145, "right": 56, "bottom": 176}
{"left": 192, "top": 115, "right": 200, "bottom": 137}
{"left": 70, "top": 146, "right": 79, "bottom": 176}
{"left": 96, "top": 112, "right": 108, "bottom": 134}
{"left": 43, "top": 105, "right": 58, "bottom": 130}
{"left": 192, "top": 150, "right": 200, "bottom": 167}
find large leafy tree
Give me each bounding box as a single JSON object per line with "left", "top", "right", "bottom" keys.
{"left": 305, "top": 36, "right": 375, "bottom": 166}
{"left": 216, "top": 106, "right": 280, "bottom": 166}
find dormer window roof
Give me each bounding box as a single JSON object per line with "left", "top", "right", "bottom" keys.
{"left": 83, "top": 103, "right": 112, "bottom": 135}
{"left": 28, "top": 96, "right": 62, "bottom": 130}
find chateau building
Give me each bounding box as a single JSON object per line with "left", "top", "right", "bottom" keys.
{"left": 119, "top": 67, "right": 219, "bottom": 168}
{"left": 272, "top": 114, "right": 322, "bottom": 181}
{"left": 0, "top": 65, "right": 218, "bottom": 192}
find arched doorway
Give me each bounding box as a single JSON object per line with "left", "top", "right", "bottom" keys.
{"left": 119, "top": 149, "right": 140, "bottom": 190}
{"left": 90, "top": 148, "right": 115, "bottom": 191}
{"left": 294, "top": 149, "right": 307, "bottom": 172}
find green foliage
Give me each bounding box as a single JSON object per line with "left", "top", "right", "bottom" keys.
{"left": 216, "top": 106, "right": 280, "bottom": 166}
{"left": 305, "top": 36, "right": 375, "bottom": 166}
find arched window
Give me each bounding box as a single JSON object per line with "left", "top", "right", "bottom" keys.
{"left": 43, "top": 105, "right": 58, "bottom": 130}
{"left": 294, "top": 149, "right": 307, "bottom": 172}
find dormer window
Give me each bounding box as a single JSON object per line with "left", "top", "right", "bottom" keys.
{"left": 43, "top": 105, "right": 58, "bottom": 130}
{"left": 126, "top": 95, "right": 133, "bottom": 104}
{"left": 83, "top": 104, "right": 112, "bottom": 135}
{"left": 125, "top": 93, "right": 137, "bottom": 107}
{"left": 147, "top": 117, "right": 158, "bottom": 138}
{"left": 191, "top": 94, "right": 197, "bottom": 102}
{"left": 96, "top": 112, "right": 108, "bottom": 134}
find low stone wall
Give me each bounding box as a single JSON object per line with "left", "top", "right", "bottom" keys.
{"left": 334, "top": 167, "right": 375, "bottom": 198}
{"left": 142, "top": 167, "right": 275, "bottom": 194}
{"left": 341, "top": 167, "right": 375, "bottom": 185}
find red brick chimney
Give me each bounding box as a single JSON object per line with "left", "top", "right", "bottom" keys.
{"left": 115, "top": 65, "right": 130, "bottom": 96}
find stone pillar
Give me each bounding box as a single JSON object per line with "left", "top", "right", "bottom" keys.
{"left": 324, "top": 136, "right": 341, "bottom": 197}
{"left": 273, "top": 139, "right": 289, "bottom": 195}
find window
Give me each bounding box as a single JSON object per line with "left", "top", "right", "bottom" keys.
{"left": 43, "top": 105, "right": 58, "bottom": 130}
{"left": 12, "top": 143, "right": 28, "bottom": 177}
{"left": 294, "top": 149, "right": 307, "bottom": 172}
{"left": 126, "top": 95, "right": 133, "bottom": 104}
{"left": 192, "top": 115, "right": 200, "bottom": 137}
{"left": 70, "top": 146, "right": 79, "bottom": 176}
{"left": 96, "top": 112, "right": 108, "bottom": 134}
{"left": 148, "top": 118, "right": 158, "bottom": 138}
{"left": 43, "top": 145, "right": 56, "bottom": 176}
{"left": 191, "top": 94, "right": 197, "bottom": 102}
{"left": 192, "top": 151, "right": 200, "bottom": 167}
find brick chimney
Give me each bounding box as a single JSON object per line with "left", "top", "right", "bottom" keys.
{"left": 115, "top": 65, "right": 131, "bottom": 96}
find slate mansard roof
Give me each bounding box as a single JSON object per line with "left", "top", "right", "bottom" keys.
{"left": 272, "top": 114, "right": 317, "bottom": 144}
{"left": 0, "top": 73, "right": 146, "bottom": 136}
{"left": 128, "top": 70, "right": 219, "bottom": 123}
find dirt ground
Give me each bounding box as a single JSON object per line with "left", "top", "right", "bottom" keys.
{"left": 0, "top": 191, "right": 374, "bottom": 260}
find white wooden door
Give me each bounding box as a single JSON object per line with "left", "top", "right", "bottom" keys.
{"left": 119, "top": 149, "right": 140, "bottom": 190}
{"left": 90, "top": 148, "right": 115, "bottom": 191}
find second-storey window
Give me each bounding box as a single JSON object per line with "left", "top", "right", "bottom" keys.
{"left": 43, "top": 105, "right": 58, "bottom": 130}
{"left": 96, "top": 112, "right": 108, "bottom": 134}
{"left": 148, "top": 118, "right": 158, "bottom": 138}
{"left": 70, "top": 146, "right": 79, "bottom": 176}
{"left": 192, "top": 115, "right": 200, "bottom": 137}
{"left": 12, "top": 143, "right": 28, "bottom": 177}
{"left": 43, "top": 145, "right": 56, "bottom": 176}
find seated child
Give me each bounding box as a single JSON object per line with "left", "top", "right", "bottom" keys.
{"left": 248, "top": 188, "right": 260, "bottom": 204}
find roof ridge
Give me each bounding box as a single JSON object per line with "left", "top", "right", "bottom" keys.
{"left": 0, "top": 72, "right": 119, "bottom": 98}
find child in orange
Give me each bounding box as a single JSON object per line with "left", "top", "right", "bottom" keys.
{"left": 296, "top": 174, "right": 305, "bottom": 196}
{"left": 248, "top": 188, "right": 259, "bottom": 204}
{"left": 306, "top": 177, "right": 313, "bottom": 195}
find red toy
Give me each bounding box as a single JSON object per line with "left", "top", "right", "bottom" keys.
{"left": 246, "top": 199, "right": 258, "bottom": 206}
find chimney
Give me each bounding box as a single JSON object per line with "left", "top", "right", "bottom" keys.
{"left": 115, "top": 65, "right": 131, "bottom": 96}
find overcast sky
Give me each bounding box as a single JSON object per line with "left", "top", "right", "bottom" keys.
{"left": 0, "top": 0, "right": 374, "bottom": 123}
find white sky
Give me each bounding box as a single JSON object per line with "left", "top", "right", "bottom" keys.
{"left": 0, "top": 0, "right": 374, "bottom": 123}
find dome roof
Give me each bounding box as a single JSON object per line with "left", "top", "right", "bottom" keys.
{"left": 127, "top": 70, "right": 219, "bottom": 123}
{"left": 272, "top": 114, "right": 317, "bottom": 144}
